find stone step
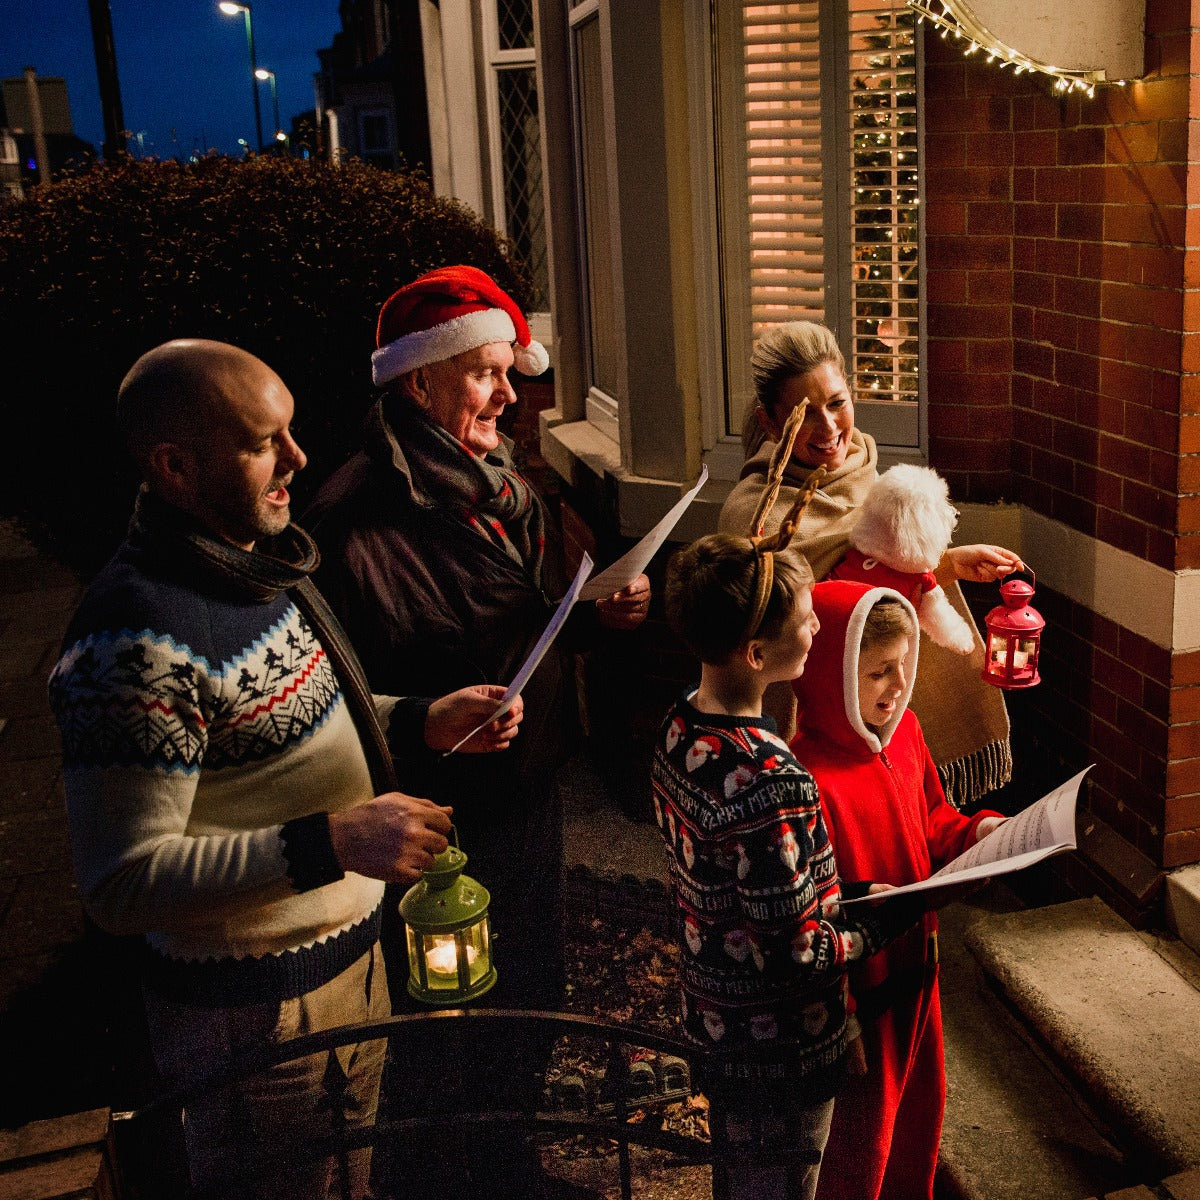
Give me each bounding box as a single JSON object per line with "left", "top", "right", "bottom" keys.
{"left": 935, "top": 887, "right": 1134, "bottom": 1200}
{"left": 1081, "top": 1165, "right": 1200, "bottom": 1200}
{"left": 962, "top": 895, "right": 1200, "bottom": 1178}
{"left": 1165, "top": 865, "right": 1200, "bottom": 957}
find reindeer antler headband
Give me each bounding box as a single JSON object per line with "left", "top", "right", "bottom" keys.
{"left": 742, "top": 401, "right": 827, "bottom": 641}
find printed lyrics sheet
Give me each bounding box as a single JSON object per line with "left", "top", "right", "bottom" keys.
{"left": 842, "top": 765, "right": 1092, "bottom": 904}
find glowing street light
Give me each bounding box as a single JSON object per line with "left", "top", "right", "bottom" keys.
{"left": 218, "top": 1, "right": 263, "bottom": 151}
{"left": 254, "top": 67, "right": 286, "bottom": 145}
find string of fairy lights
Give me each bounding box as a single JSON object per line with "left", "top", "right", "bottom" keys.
{"left": 905, "top": 0, "right": 1117, "bottom": 99}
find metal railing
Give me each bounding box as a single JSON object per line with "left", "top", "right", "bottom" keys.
{"left": 112, "top": 1008, "right": 726, "bottom": 1200}
{"left": 112, "top": 1008, "right": 821, "bottom": 1199}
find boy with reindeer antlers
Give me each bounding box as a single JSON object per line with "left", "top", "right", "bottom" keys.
{"left": 651, "top": 404, "right": 923, "bottom": 1200}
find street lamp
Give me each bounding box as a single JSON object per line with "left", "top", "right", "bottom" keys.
{"left": 254, "top": 67, "right": 286, "bottom": 145}
{"left": 218, "top": 1, "right": 263, "bottom": 152}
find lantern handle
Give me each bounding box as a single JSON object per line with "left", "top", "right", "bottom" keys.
{"left": 1004, "top": 565, "right": 1035, "bottom": 589}
{"left": 448, "top": 824, "right": 461, "bottom": 851}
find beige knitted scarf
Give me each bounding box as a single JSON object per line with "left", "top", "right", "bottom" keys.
{"left": 720, "top": 428, "right": 879, "bottom": 580}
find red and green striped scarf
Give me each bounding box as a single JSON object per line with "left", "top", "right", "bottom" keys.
{"left": 387, "top": 401, "right": 547, "bottom": 590}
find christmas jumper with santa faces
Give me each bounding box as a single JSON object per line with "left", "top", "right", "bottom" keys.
{"left": 652, "top": 696, "right": 918, "bottom": 1099}
{"left": 789, "top": 580, "right": 1001, "bottom": 1200}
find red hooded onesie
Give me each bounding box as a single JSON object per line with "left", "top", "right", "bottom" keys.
{"left": 790, "top": 581, "right": 999, "bottom": 1200}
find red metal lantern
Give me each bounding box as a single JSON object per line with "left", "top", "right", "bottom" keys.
{"left": 981, "top": 569, "right": 1044, "bottom": 689}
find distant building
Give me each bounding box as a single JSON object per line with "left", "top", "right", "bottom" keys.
{"left": 313, "top": 5, "right": 430, "bottom": 173}
{"left": 288, "top": 109, "right": 319, "bottom": 161}
{"left": 0, "top": 75, "right": 95, "bottom": 186}
{"left": 3, "top": 75, "right": 73, "bottom": 134}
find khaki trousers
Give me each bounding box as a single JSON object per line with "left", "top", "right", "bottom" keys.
{"left": 144, "top": 943, "right": 390, "bottom": 1200}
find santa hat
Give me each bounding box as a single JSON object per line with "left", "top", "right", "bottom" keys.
{"left": 371, "top": 263, "right": 550, "bottom": 385}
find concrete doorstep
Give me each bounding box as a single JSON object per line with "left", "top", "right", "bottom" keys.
{"left": 1165, "top": 865, "right": 1200, "bottom": 957}
{"left": 936, "top": 886, "right": 1133, "bottom": 1200}
{"left": 962, "top": 895, "right": 1200, "bottom": 1181}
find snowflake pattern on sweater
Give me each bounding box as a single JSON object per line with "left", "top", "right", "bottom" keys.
{"left": 47, "top": 551, "right": 386, "bottom": 1005}
{"left": 52, "top": 613, "right": 341, "bottom": 773}
{"left": 652, "top": 698, "right": 901, "bottom": 1084}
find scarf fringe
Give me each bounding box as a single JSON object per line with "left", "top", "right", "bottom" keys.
{"left": 937, "top": 737, "right": 1012, "bottom": 812}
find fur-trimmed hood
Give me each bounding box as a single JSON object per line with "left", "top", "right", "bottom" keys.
{"left": 792, "top": 580, "right": 919, "bottom": 757}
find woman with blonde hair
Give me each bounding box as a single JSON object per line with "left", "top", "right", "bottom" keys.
{"left": 719, "top": 320, "right": 1022, "bottom": 808}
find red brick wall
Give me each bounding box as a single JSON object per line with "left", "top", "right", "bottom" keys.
{"left": 923, "top": 1, "right": 1198, "bottom": 878}
{"left": 1169, "top": 648, "right": 1200, "bottom": 867}
{"left": 925, "top": 14, "right": 1187, "bottom": 558}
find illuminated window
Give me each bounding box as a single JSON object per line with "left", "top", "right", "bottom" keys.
{"left": 713, "top": 0, "right": 922, "bottom": 454}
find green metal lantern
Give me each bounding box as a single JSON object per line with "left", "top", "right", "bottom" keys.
{"left": 399, "top": 829, "right": 496, "bottom": 1005}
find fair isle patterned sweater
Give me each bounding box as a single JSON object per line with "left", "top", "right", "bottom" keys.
{"left": 48, "top": 542, "right": 423, "bottom": 1007}
{"left": 652, "top": 696, "right": 909, "bottom": 1096}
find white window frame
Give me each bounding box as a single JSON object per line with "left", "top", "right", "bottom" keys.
{"left": 481, "top": 0, "right": 537, "bottom": 236}
{"left": 421, "top": 0, "right": 486, "bottom": 214}
{"left": 480, "top": 0, "right": 550, "bottom": 321}
{"left": 839, "top": 0, "right": 923, "bottom": 456}
{"left": 567, "top": 0, "right": 623, "bottom": 445}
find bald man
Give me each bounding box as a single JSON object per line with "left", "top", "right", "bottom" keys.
{"left": 48, "top": 339, "right": 523, "bottom": 1200}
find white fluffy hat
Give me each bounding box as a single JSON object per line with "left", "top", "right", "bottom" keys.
{"left": 850, "top": 463, "right": 959, "bottom": 573}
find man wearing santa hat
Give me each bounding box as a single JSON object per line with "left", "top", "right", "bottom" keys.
{"left": 306, "top": 264, "right": 650, "bottom": 1193}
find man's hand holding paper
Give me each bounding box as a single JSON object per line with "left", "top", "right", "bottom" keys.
{"left": 595, "top": 574, "right": 651, "bottom": 630}
{"left": 424, "top": 686, "right": 525, "bottom": 754}
{"left": 579, "top": 466, "right": 708, "bottom": 602}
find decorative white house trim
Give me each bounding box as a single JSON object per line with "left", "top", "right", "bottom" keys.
{"left": 420, "top": 0, "right": 485, "bottom": 213}
{"left": 955, "top": 503, "right": 1198, "bottom": 653}
{"left": 907, "top": 0, "right": 1144, "bottom": 97}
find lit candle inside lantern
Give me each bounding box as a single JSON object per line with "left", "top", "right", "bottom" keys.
{"left": 990, "top": 646, "right": 1029, "bottom": 669}
{"left": 401, "top": 832, "right": 497, "bottom": 1003}
{"left": 426, "top": 936, "right": 478, "bottom": 977}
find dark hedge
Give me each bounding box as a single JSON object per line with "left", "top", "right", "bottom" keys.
{"left": 0, "top": 154, "right": 530, "bottom": 575}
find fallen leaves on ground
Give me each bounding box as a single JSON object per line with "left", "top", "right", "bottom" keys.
{"left": 539, "top": 910, "right": 713, "bottom": 1197}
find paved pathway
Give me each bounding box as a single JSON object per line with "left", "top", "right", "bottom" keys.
{"left": 0, "top": 518, "right": 111, "bottom": 1126}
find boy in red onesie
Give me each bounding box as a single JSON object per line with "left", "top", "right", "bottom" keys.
{"left": 789, "top": 581, "right": 1006, "bottom": 1200}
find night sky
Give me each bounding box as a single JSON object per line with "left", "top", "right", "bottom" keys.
{"left": 2, "top": 0, "right": 343, "bottom": 159}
